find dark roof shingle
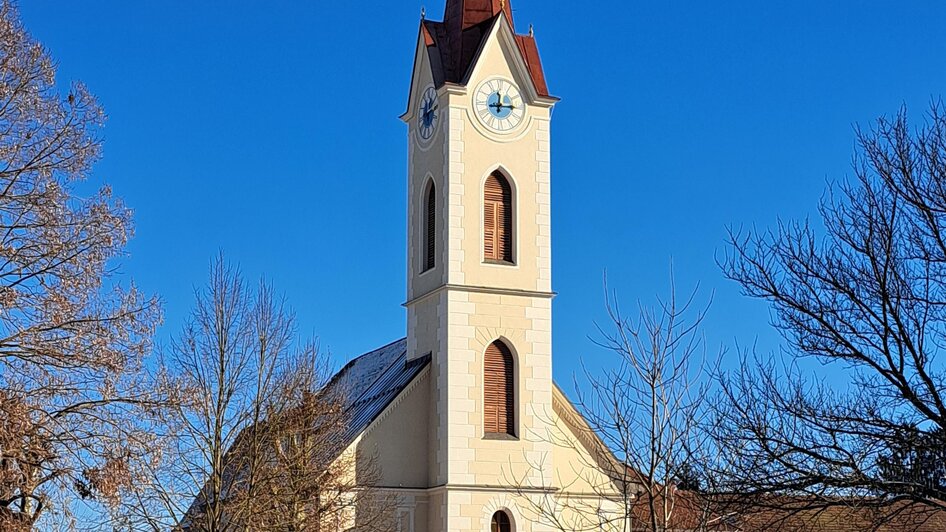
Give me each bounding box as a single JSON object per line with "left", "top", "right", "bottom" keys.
{"left": 324, "top": 338, "right": 429, "bottom": 445}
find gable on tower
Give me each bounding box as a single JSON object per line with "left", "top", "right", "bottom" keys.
{"left": 405, "top": 0, "right": 551, "bottom": 119}
{"left": 423, "top": 8, "right": 549, "bottom": 95}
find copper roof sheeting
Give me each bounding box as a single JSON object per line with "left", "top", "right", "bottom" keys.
{"left": 514, "top": 33, "right": 549, "bottom": 96}
{"left": 445, "top": 0, "right": 513, "bottom": 32}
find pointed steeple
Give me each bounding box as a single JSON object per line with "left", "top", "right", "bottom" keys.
{"left": 417, "top": 0, "right": 549, "bottom": 97}
{"left": 444, "top": 0, "right": 513, "bottom": 34}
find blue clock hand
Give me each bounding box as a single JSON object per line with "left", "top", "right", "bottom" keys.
{"left": 422, "top": 99, "right": 433, "bottom": 124}
{"left": 490, "top": 91, "right": 515, "bottom": 112}
{"left": 489, "top": 92, "right": 503, "bottom": 112}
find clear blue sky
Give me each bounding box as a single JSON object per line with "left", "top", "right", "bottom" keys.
{"left": 20, "top": 1, "right": 946, "bottom": 382}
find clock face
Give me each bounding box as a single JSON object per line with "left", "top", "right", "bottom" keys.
{"left": 418, "top": 86, "right": 439, "bottom": 141}
{"left": 474, "top": 78, "right": 525, "bottom": 132}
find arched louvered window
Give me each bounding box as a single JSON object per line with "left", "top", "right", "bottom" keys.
{"left": 491, "top": 510, "right": 512, "bottom": 532}
{"left": 423, "top": 181, "right": 436, "bottom": 272}
{"left": 484, "top": 172, "right": 513, "bottom": 263}
{"left": 484, "top": 340, "right": 515, "bottom": 436}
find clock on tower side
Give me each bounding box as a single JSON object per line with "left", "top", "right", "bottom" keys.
{"left": 402, "top": 6, "right": 559, "bottom": 524}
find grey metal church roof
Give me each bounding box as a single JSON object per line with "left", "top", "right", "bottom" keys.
{"left": 178, "top": 339, "right": 427, "bottom": 529}
{"left": 324, "top": 337, "right": 430, "bottom": 444}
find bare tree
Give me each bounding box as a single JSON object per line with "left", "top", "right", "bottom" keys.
{"left": 0, "top": 1, "right": 162, "bottom": 528}
{"left": 141, "top": 255, "right": 296, "bottom": 531}
{"left": 714, "top": 103, "right": 946, "bottom": 526}
{"left": 241, "top": 348, "right": 395, "bottom": 532}
{"left": 514, "top": 279, "right": 720, "bottom": 532}
{"left": 131, "top": 255, "right": 393, "bottom": 531}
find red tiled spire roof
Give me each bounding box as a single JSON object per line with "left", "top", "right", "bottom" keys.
{"left": 514, "top": 33, "right": 549, "bottom": 96}
{"left": 421, "top": 0, "right": 550, "bottom": 97}
{"left": 444, "top": 0, "right": 513, "bottom": 32}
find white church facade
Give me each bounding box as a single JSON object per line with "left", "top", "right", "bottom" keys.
{"left": 327, "top": 1, "right": 635, "bottom": 531}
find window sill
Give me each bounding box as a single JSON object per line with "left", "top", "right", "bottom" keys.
{"left": 483, "top": 259, "right": 516, "bottom": 266}
{"left": 483, "top": 432, "right": 518, "bottom": 441}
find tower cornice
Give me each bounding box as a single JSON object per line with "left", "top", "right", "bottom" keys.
{"left": 403, "top": 284, "right": 556, "bottom": 308}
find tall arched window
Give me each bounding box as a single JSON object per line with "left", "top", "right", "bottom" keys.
{"left": 484, "top": 172, "right": 513, "bottom": 263}
{"left": 423, "top": 181, "right": 436, "bottom": 271}
{"left": 484, "top": 340, "right": 515, "bottom": 436}
{"left": 491, "top": 510, "right": 512, "bottom": 532}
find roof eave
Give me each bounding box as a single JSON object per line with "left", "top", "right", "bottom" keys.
{"left": 460, "top": 14, "right": 554, "bottom": 106}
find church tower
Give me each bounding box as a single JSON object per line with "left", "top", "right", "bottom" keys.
{"left": 401, "top": 1, "right": 559, "bottom": 530}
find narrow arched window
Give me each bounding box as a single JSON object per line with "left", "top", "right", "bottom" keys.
{"left": 484, "top": 340, "right": 515, "bottom": 436}
{"left": 484, "top": 173, "right": 513, "bottom": 263}
{"left": 491, "top": 511, "right": 512, "bottom": 532}
{"left": 423, "top": 181, "right": 436, "bottom": 271}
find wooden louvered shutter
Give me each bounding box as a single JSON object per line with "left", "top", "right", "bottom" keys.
{"left": 425, "top": 183, "right": 436, "bottom": 271}
{"left": 484, "top": 174, "right": 512, "bottom": 262}
{"left": 484, "top": 341, "right": 515, "bottom": 435}
{"left": 484, "top": 200, "right": 497, "bottom": 260}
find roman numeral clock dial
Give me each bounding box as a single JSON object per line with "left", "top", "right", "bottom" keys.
{"left": 418, "top": 85, "right": 440, "bottom": 142}
{"left": 474, "top": 78, "right": 525, "bottom": 133}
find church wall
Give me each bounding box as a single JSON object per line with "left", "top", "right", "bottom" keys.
{"left": 407, "top": 290, "right": 441, "bottom": 364}
{"left": 444, "top": 290, "right": 554, "bottom": 486}
{"left": 391, "top": 492, "right": 429, "bottom": 532}
{"left": 412, "top": 497, "right": 429, "bottom": 532}
{"left": 549, "top": 402, "right": 632, "bottom": 532}
{"left": 439, "top": 490, "right": 624, "bottom": 532}
{"left": 355, "top": 369, "right": 431, "bottom": 488}
{"left": 427, "top": 490, "right": 445, "bottom": 532}
{"left": 407, "top": 37, "right": 447, "bottom": 305}
{"left": 548, "top": 407, "right": 619, "bottom": 496}
{"left": 439, "top": 489, "right": 628, "bottom": 532}
{"left": 442, "top": 26, "right": 553, "bottom": 295}
{"left": 429, "top": 292, "right": 449, "bottom": 487}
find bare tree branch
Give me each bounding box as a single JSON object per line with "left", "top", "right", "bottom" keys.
{"left": 713, "top": 103, "right": 946, "bottom": 528}
{"left": 0, "top": 2, "right": 164, "bottom": 528}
